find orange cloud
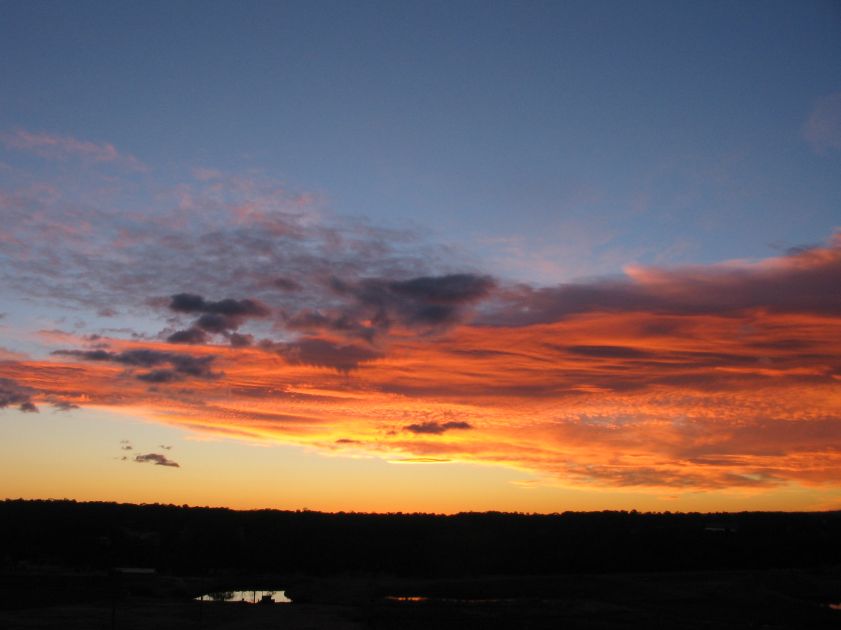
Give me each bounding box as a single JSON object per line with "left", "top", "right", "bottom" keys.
{"left": 1, "top": 157, "right": 839, "bottom": 500}
{"left": 3, "top": 287, "right": 839, "bottom": 493}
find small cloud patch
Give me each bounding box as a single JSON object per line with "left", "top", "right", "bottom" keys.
{"left": 164, "top": 293, "right": 270, "bottom": 344}
{"left": 134, "top": 453, "right": 180, "bottom": 468}
{"left": 404, "top": 421, "right": 474, "bottom": 435}
{"left": 0, "top": 378, "right": 38, "bottom": 413}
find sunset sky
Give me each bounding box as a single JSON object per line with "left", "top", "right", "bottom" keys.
{"left": 1, "top": 1, "right": 840, "bottom": 513}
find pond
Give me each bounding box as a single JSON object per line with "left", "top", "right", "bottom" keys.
{"left": 195, "top": 590, "right": 292, "bottom": 604}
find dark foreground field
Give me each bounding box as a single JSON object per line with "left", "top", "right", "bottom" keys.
{"left": 2, "top": 501, "right": 841, "bottom": 628}
{"left": 2, "top": 569, "right": 841, "bottom": 629}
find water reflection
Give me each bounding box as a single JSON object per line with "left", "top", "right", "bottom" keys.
{"left": 829, "top": 603, "right": 841, "bottom": 610}
{"left": 196, "top": 590, "right": 292, "bottom": 604}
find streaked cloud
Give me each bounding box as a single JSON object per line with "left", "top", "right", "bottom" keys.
{"left": 2, "top": 129, "right": 147, "bottom": 170}
{"left": 803, "top": 92, "right": 841, "bottom": 153}
{"left": 2, "top": 231, "right": 839, "bottom": 491}
{"left": 51, "top": 348, "right": 219, "bottom": 382}
{"left": 483, "top": 236, "right": 841, "bottom": 326}
{"left": 1, "top": 144, "right": 839, "bottom": 499}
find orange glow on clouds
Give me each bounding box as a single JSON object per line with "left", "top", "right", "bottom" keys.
{"left": 3, "top": 291, "right": 840, "bottom": 498}
{"left": 1, "top": 161, "right": 840, "bottom": 510}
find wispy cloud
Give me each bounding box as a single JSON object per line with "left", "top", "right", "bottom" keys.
{"left": 1, "top": 150, "right": 840, "bottom": 497}
{"left": 803, "top": 92, "right": 841, "bottom": 153}
{"left": 2, "top": 129, "right": 147, "bottom": 170}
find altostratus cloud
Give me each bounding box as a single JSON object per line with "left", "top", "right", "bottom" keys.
{"left": 0, "top": 232, "right": 837, "bottom": 492}
{"left": 1, "top": 141, "right": 839, "bottom": 494}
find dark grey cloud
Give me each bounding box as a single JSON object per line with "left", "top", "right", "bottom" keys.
{"left": 228, "top": 332, "right": 253, "bottom": 347}
{"left": 168, "top": 293, "right": 207, "bottom": 313}
{"left": 169, "top": 293, "right": 269, "bottom": 318}
{"left": 267, "top": 337, "right": 383, "bottom": 373}
{"left": 136, "top": 369, "right": 181, "bottom": 383}
{"left": 0, "top": 378, "right": 38, "bottom": 412}
{"left": 389, "top": 274, "right": 495, "bottom": 304}
{"left": 134, "top": 453, "right": 180, "bottom": 468}
{"left": 195, "top": 313, "right": 231, "bottom": 333}
{"left": 52, "top": 349, "right": 217, "bottom": 380}
{"left": 284, "top": 273, "right": 496, "bottom": 340}
{"left": 166, "top": 328, "right": 209, "bottom": 344}
{"left": 283, "top": 309, "right": 371, "bottom": 340}
{"left": 273, "top": 277, "right": 302, "bottom": 291}
{"left": 164, "top": 293, "right": 271, "bottom": 343}
{"left": 483, "top": 240, "right": 841, "bottom": 327}
{"left": 405, "top": 421, "right": 474, "bottom": 435}
{"left": 337, "top": 273, "right": 495, "bottom": 326}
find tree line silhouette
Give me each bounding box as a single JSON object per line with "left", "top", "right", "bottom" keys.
{"left": 2, "top": 500, "right": 840, "bottom": 577}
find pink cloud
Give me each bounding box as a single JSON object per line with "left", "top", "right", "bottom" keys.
{"left": 803, "top": 92, "right": 841, "bottom": 153}
{"left": 2, "top": 129, "right": 147, "bottom": 170}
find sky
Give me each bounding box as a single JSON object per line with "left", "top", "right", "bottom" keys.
{"left": 1, "top": 0, "right": 840, "bottom": 513}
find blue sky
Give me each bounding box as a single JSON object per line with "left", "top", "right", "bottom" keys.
{"left": 2, "top": 1, "right": 839, "bottom": 283}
